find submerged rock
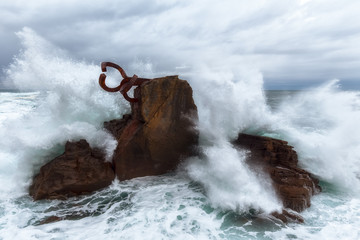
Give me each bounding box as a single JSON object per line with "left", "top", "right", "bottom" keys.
{"left": 234, "top": 133, "right": 321, "bottom": 212}
{"left": 29, "top": 140, "right": 115, "bottom": 200}
{"left": 271, "top": 209, "right": 304, "bottom": 224}
{"left": 105, "top": 76, "right": 199, "bottom": 180}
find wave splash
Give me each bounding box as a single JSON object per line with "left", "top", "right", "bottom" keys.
{"left": 271, "top": 80, "right": 360, "bottom": 193}
{"left": 2, "top": 27, "right": 360, "bottom": 219}
{"left": 0, "top": 28, "right": 125, "bottom": 195}
{"left": 1, "top": 28, "right": 284, "bottom": 214}
{"left": 184, "top": 64, "right": 282, "bottom": 214}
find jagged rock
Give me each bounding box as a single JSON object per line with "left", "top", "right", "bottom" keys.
{"left": 105, "top": 75, "right": 199, "bottom": 180}
{"left": 37, "top": 216, "right": 63, "bottom": 225}
{"left": 234, "top": 133, "right": 321, "bottom": 212}
{"left": 271, "top": 209, "right": 304, "bottom": 224}
{"left": 29, "top": 140, "right": 115, "bottom": 200}
{"left": 29, "top": 75, "right": 198, "bottom": 200}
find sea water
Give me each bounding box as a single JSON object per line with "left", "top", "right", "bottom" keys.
{"left": 0, "top": 29, "right": 360, "bottom": 240}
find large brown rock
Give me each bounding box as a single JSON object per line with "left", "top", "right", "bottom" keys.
{"left": 105, "top": 76, "right": 199, "bottom": 180}
{"left": 234, "top": 133, "right": 321, "bottom": 212}
{"left": 29, "top": 140, "right": 115, "bottom": 200}
{"left": 29, "top": 75, "right": 198, "bottom": 200}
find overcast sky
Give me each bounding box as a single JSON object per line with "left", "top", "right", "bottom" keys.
{"left": 1, "top": 0, "right": 360, "bottom": 89}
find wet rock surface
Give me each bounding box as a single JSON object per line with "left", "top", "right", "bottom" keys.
{"left": 271, "top": 209, "right": 304, "bottom": 224}
{"left": 234, "top": 133, "right": 321, "bottom": 213}
{"left": 105, "top": 76, "right": 199, "bottom": 180}
{"left": 30, "top": 76, "right": 199, "bottom": 200}
{"left": 29, "top": 74, "right": 318, "bottom": 223}
{"left": 29, "top": 140, "right": 115, "bottom": 200}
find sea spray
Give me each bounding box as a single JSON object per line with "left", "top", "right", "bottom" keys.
{"left": 270, "top": 80, "right": 360, "bottom": 193}
{"left": 186, "top": 140, "right": 282, "bottom": 214}
{"left": 0, "top": 28, "right": 125, "bottom": 195}
{"left": 2, "top": 28, "right": 283, "bottom": 213}
{"left": 184, "top": 64, "right": 282, "bottom": 214}
{"left": 186, "top": 63, "right": 273, "bottom": 141}
{"left": 2, "top": 88, "right": 360, "bottom": 239}
{"left": 2, "top": 27, "right": 360, "bottom": 239}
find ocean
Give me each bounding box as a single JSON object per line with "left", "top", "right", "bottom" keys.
{"left": 0, "top": 31, "right": 360, "bottom": 240}
{"left": 1, "top": 85, "right": 359, "bottom": 239}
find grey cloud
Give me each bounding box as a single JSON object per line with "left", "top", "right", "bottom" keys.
{"left": 1, "top": 0, "right": 360, "bottom": 89}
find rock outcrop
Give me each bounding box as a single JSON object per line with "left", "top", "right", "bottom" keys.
{"left": 234, "top": 133, "right": 321, "bottom": 212}
{"left": 105, "top": 75, "right": 199, "bottom": 180}
{"left": 29, "top": 75, "right": 198, "bottom": 200}
{"left": 29, "top": 140, "right": 115, "bottom": 200}
{"left": 271, "top": 209, "right": 304, "bottom": 224}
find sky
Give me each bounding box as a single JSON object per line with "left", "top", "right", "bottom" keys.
{"left": 1, "top": 0, "right": 360, "bottom": 90}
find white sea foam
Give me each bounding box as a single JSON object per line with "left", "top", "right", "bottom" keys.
{"left": 186, "top": 141, "right": 282, "bottom": 214}
{"left": 270, "top": 80, "right": 360, "bottom": 193}
{"left": 186, "top": 63, "right": 272, "bottom": 141}
{"left": 265, "top": 193, "right": 360, "bottom": 240}
{"left": 184, "top": 63, "right": 281, "bottom": 214}
{"left": 0, "top": 175, "right": 225, "bottom": 240}
{"left": 0, "top": 28, "right": 126, "bottom": 195}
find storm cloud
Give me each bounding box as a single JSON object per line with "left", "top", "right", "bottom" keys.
{"left": 1, "top": 0, "right": 360, "bottom": 89}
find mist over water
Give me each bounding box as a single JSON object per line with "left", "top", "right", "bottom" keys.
{"left": 268, "top": 81, "right": 360, "bottom": 193}
{"left": 186, "top": 141, "right": 281, "bottom": 214}
{"left": 1, "top": 28, "right": 123, "bottom": 195}
{"left": 0, "top": 28, "right": 360, "bottom": 239}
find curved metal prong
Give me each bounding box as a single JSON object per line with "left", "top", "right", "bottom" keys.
{"left": 101, "top": 62, "right": 128, "bottom": 79}
{"left": 120, "top": 75, "right": 139, "bottom": 102}
{"left": 99, "top": 73, "right": 122, "bottom": 92}
{"left": 123, "top": 92, "right": 139, "bottom": 103}
{"left": 98, "top": 62, "right": 151, "bottom": 103}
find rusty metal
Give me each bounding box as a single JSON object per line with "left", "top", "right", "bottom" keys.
{"left": 99, "top": 62, "right": 151, "bottom": 102}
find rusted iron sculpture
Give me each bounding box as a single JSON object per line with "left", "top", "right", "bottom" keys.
{"left": 99, "top": 62, "right": 151, "bottom": 102}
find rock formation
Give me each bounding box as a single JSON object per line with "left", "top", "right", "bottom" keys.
{"left": 105, "top": 75, "right": 199, "bottom": 180}
{"left": 29, "top": 73, "right": 319, "bottom": 221}
{"left": 271, "top": 209, "right": 304, "bottom": 224}
{"left": 30, "top": 75, "right": 199, "bottom": 200}
{"left": 234, "top": 133, "right": 321, "bottom": 212}
{"left": 29, "top": 140, "right": 115, "bottom": 200}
